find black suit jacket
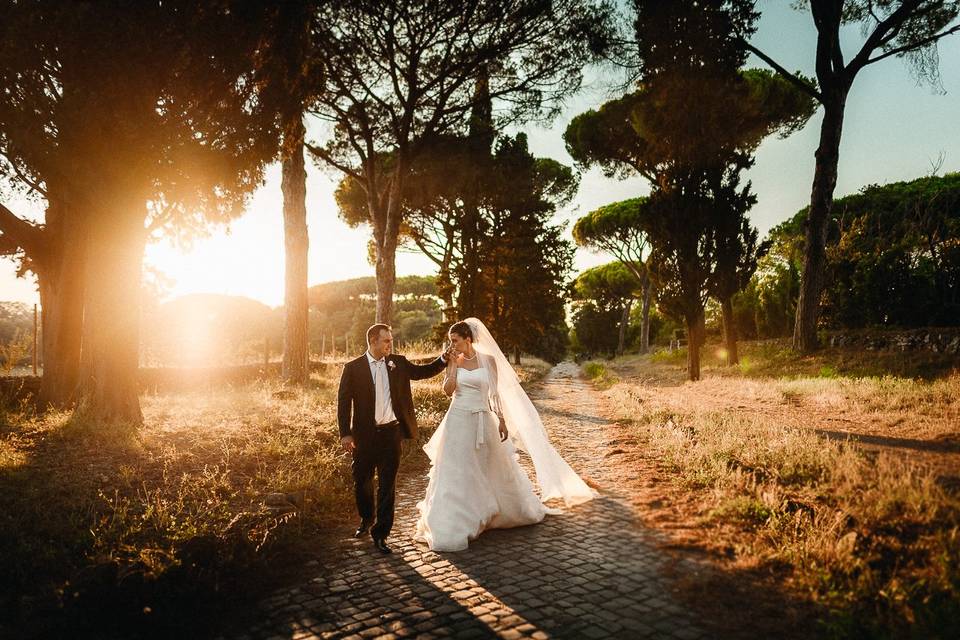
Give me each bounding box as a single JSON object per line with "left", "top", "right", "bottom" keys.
{"left": 337, "top": 353, "right": 446, "bottom": 447}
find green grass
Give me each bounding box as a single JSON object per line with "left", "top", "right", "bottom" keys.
{"left": 582, "top": 361, "right": 619, "bottom": 389}
{"left": 650, "top": 347, "right": 688, "bottom": 365}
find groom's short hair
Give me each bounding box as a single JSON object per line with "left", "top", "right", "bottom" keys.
{"left": 366, "top": 323, "right": 391, "bottom": 345}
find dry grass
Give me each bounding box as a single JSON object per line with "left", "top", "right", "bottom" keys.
{"left": 0, "top": 353, "right": 551, "bottom": 638}
{"left": 594, "top": 341, "right": 960, "bottom": 637}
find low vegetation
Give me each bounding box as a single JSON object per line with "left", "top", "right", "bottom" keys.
{"left": 593, "top": 340, "right": 960, "bottom": 637}
{"left": 0, "top": 354, "right": 549, "bottom": 638}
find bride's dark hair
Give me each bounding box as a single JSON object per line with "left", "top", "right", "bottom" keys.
{"left": 449, "top": 321, "right": 475, "bottom": 342}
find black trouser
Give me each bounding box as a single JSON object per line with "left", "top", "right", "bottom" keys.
{"left": 351, "top": 423, "right": 402, "bottom": 540}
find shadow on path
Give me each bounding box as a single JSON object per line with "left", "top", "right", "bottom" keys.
{"left": 234, "top": 362, "right": 819, "bottom": 640}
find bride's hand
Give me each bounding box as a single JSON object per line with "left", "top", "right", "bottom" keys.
{"left": 498, "top": 416, "right": 508, "bottom": 442}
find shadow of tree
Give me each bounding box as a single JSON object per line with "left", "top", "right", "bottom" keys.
{"left": 0, "top": 414, "right": 347, "bottom": 640}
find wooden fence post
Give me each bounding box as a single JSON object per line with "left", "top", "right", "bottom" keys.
{"left": 32, "top": 303, "right": 38, "bottom": 375}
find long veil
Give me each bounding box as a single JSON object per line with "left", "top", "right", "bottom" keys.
{"left": 465, "top": 317, "right": 596, "bottom": 507}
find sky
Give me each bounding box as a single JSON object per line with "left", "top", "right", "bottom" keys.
{"left": 1, "top": 1, "right": 958, "bottom": 308}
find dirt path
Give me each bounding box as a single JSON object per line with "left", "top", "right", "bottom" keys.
{"left": 227, "top": 362, "right": 719, "bottom": 640}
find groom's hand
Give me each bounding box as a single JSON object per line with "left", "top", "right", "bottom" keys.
{"left": 445, "top": 350, "right": 459, "bottom": 370}
{"left": 341, "top": 435, "right": 356, "bottom": 452}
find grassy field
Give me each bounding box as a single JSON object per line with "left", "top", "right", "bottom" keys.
{"left": 0, "top": 354, "right": 551, "bottom": 639}
{"left": 586, "top": 340, "right": 960, "bottom": 638}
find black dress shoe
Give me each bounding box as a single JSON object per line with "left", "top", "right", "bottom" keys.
{"left": 354, "top": 520, "right": 373, "bottom": 538}
{"left": 372, "top": 537, "right": 392, "bottom": 554}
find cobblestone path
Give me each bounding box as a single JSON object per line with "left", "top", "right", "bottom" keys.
{"left": 233, "top": 363, "right": 710, "bottom": 640}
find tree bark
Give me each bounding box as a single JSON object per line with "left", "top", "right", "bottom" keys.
{"left": 513, "top": 345, "right": 521, "bottom": 366}
{"left": 375, "top": 236, "right": 398, "bottom": 324}
{"left": 281, "top": 114, "right": 309, "bottom": 384}
{"left": 371, "top": 153, "right": 410, "bottom": 325}
{"left": 617, "top": 298, "right": 633, "bottom": 356}
{"left": 457, "top": 202, "right": 482, "bottom": 318}
{"left": 74, "top": 204, "right": 146, "bottom": 425}
{"left": 639, "top": 272, "right": 652, "bottom": 353}
{"left": 685, "top": 309, "right": 705, "bottom": 382}
{"left": 38, "top": 204, "right": 86, "bottom": 408}
{"left": 793, "top": 90, "right": 847, "bottom": 353}
{"left": 720, "top": 296, "right": 738, "bottom": 366}
{"left": 0, "top": 199, "right": 86, "bottom": 409}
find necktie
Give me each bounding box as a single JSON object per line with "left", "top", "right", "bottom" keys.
{"left": 374, "top": 359, "right": 387, "bottom": 421}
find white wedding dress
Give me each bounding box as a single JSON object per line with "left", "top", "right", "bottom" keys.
{"left": 414, "top": 318, "right": 596, "bottom": 553}
{"left": 414, "top": 364, "right": 550, "bottom": 552}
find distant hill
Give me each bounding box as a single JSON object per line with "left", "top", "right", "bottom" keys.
{"left": 156, "top": 293, "right": 272, "bottom": 320}
{"left": 142, "top": 294, "right": 277, "bottom": 367}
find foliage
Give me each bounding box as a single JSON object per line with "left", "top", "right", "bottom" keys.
{"left": 0, "top": 327, "right": 31, "bottom": 373}
{"left": 571, "top": 302, "right": 633, "bottom": 357}
{"left": 734, "top": 0, "right": 960, "bottom": 350}
{"left": 308, "top": 0, "right": 615, "bottom": 322}
{"left": 573, "top": 262, "right": 641, "bottom": 303}
{"left": 581, "top": 361, "right": 618, "bottom": 388}
{"left": 308, "top": 275, "right": 439, "bottom": 307}
{"left": 741, "top": 172, "right": 960, "bottom": 332}
{"left": 308, "top": 277, "right": 442, "bottom": 353}
{"left": 0, "top": 1, "right": 278, "bottom": 245}
{"left": 0, "top": 302, "right": 32, "bottom": 345}
{"left": 334, "top": 68, "right": 577, "bottom": 363}
{"left": 570, "top": 262, "right": 641, "bottom": 356}
{"left": 468, "top": 135, "right": 576, "bottom": 364}
{"left": 0, "top": 1, "right": 280, "bottom": 419}
{"left": 566, "top": 2, "right": 815, "bottom": 377}
{"left": 337, "top": 107, "right": 577, "bottom": 363}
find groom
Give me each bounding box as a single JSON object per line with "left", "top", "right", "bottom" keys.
{"left": 337, "top": 323, "right": 448, "bottom": 554}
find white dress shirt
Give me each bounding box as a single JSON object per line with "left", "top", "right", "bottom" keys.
{"left": 366, "top": 351, "right": 398, "bottom": 425}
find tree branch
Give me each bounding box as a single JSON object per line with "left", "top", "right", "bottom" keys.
{"left": 0, "top": 202, "right": 45, "bottom": 260}
{"left": 304, "top": 143, "right": 363, "bottom": 181}
{"left": 864, "top": 22, "right": 960, "bottom": 67}
{"left": 846, "top": 0, "right": 925, "bottom": 73}
{"left": 739, "top": 39, "right": 824, "bottom": 102}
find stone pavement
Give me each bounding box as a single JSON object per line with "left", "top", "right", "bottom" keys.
{"left": 232, "top": 363, "right": 711, "bottom": 639}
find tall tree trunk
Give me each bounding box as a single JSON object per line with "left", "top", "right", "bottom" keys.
{"left": 372, "top": 154, "right": 410, "bottom": 325}
{"left": 513, "top": 345, "right": 521, "bottom": 366}
{"left": 793, "top": 90, "right": 847, "bottom": 353}
{"left": 685, "top": 309, "right": 705, "bottom": 382}
{"left": 37, "top": 210, "right": 86, "bottom": 408}
{"left": 617, "top": 298, "right": 633, "bottom": 356}
{"left": 721, "top": 296, "right": 738, "bottom": 366}
{"left": 75, "top": 204, "right": 146, "bottom": 425}
{"left": 639, "top": 272, "right": 652, "bottom": 353}
{"left": 281, "top": 114, "right": 309, "bottom": 384}
{"left": 437, "top": 259, "right": 455, "bottom": 321}
{"left": 457, "top": 204, "right": 481, "bottom": 318}
{"left": 375, "top": 236, "right": 397, "bottom": 324}
{"left": 0, "top": 201, "right": 80, "bottom": 405}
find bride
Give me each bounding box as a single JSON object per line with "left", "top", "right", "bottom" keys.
{"left": 414, "top": 318, "right": 595, "bottom": 552}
